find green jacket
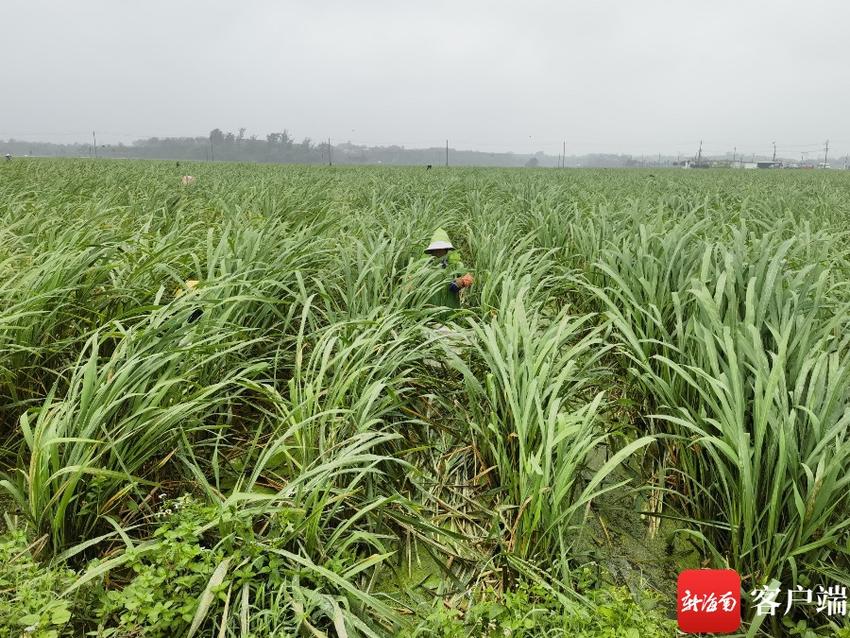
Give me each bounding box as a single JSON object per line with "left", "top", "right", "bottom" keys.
{"left": 430, "top": 250, "right": 466, "bottom": 309}
{"left": 425, "top": 229, "right": 468, "bottom": 310}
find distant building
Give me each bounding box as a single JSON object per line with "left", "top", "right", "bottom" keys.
{"left": 677, "top": 159, "right": 711, "bottom": 169}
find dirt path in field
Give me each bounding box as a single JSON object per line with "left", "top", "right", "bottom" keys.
{"left": 582, "top": 453, "right": 696, "bottom": 616}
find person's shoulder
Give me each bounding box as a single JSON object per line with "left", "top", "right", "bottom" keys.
{"left": 448, "top": 252, "right": 467, "bottom": 270}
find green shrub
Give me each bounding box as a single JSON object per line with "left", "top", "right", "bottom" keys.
{"left": 96, "top": 500, "right": 224, "bottom": 637}
{"left": 0, "top": 530, "right": 84, "bottom": 638}
{"left": 403, "top": 582, "right": 675, "bottom": 638}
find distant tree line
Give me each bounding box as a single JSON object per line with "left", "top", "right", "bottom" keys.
{"left": 0, "top": 129, "right": 683, "bottom": 168}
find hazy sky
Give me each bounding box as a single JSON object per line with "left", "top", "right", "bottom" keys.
{"left": 2, "top": 0, "right": 848, "bottom": 158}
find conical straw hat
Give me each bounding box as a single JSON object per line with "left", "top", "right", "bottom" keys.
{"left": 424, "top": 228, "right": 454, "bottom": 253}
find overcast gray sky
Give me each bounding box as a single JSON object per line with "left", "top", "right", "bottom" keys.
{"left": 2, "top": 0, "right": 848, "bottom": 158}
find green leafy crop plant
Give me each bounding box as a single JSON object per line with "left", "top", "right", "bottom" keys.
{"left": 1, "top": 159, "right": 849, "bottom": 636}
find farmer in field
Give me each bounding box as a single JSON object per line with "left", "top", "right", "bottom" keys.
{"left": 424, "top": 228, "right": 473, "bottom": 309}
{"left": 174, "top": 279, "right": 204, "bottom": 323}
{"left": 421, "top": 228, "right": 473, "bottom": 381}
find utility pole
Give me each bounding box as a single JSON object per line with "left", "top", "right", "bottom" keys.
{"left": 733, "top": 146, "right": 737, "bottom": 164}
{"left": 445, "top": 140, "right": 448, "bottom": 167}
{"left": 562, "top": 140, "right": 566, "bottom": 168}
{"left": 772, "top": 141, "right": 776, "bottom": 162}
{"left": 824, "top": 139, "right": 829, "bottom": 167}
{"left": 328, "top": 137, "right": 332, "bottom": 166}
{"left": 696, "top": 140, "right": 703, "bottom": 165}
{"left": 209, "top": 134, "right": 214, "bottom": 162}
{"left": 92, "top": 131, "right": 98, "bottom": 159}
